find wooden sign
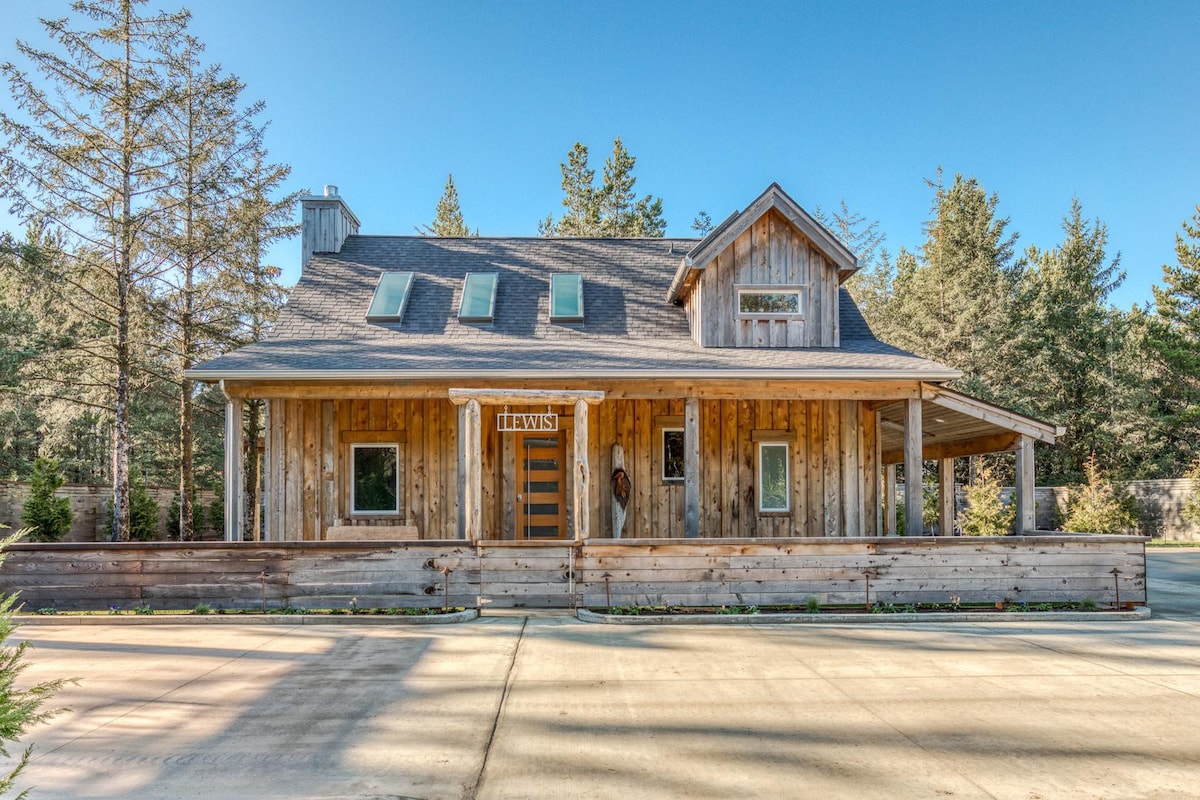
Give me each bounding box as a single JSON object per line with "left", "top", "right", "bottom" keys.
{"left": 497, "top": 412, "right": 558, "bottom": 432}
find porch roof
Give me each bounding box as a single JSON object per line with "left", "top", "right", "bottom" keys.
{"left": 877, "top": 384, "right": 1064, "bottom": 464}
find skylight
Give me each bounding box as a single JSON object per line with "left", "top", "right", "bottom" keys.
{"left": 458, "top": 272, "right": 498, "bottom": 322}
{"left": 549, "top": 273, "right": 584, "bottom": 322}
{"left": 365, "top": 271, "right": 414, "bottom": 322}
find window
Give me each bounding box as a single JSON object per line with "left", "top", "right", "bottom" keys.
{"left": 662, "top": 428, "right": 684, "bottom": 482}
{"left": 758, "top": 442, "right": 789, "bottom": 512}
{"left": 365, "top": 271, "right": 414, "bottom": 322}
{"left": 459, "top": 272, "right": 498, "bottom": 322}
{"left": 737, "top": 286, "right": 804, "bottom": 317}
{"left": 351, "top": 444, "right": 399, "bottom": 514}
{"left": 549, "top": 273, "right": 584, "bottom": 322}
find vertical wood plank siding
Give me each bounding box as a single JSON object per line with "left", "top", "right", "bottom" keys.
{"left": 263, "top": 397, "right": 883, "bottom": 540}
{"left": 688, "top": 209, "right": 839, "bottom": 349}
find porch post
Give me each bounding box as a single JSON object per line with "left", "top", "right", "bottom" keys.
{"left": 1015, "top": 435, "right": 1035, "bottom": 534}
{"left": 938, "top": 457, "right": 955, "bottom": 536}
{"left": 464, "top": 399, "right": 482, "bottom": 540}
{"left": 884, "top": 464, "right": 897, "bottom": 536}
{"left": 684, "top": 397, "right": 700, "bottom": 538}
{"left": 223, "top": 392, "right": 244, "bottom": 542}
{"left": 573, "top": 399, "right": 590, "bottom": 540}
{"left": 904, "top": 397, "right": 923, "bottom": 536}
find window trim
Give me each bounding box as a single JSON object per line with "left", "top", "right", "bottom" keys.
{"left": 661, "top": 427, "right": 685, "bottom": 483}
{"left": 349, "top": 442, "right": 401, "bottom": 516}
{"left": 735, "top": 284, "right": 806, "bottom": 319}
{"left": 364, "top": 271, "right": 415, "bottom": 323}
{"left": 549, "top": 273, "right": 584, "bottom": 323}
{"left": 757, "top": 441, "right": 790, "bottom": 513}
{"left": 458, "top": 272, "right": 498, "bottom": 322}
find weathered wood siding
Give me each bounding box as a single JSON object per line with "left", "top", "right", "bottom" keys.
{"left": 592, "top": 398, "right": 879, "bottom": 539}
{"left": 262, "top": 396, "right": 880, "bottom": 541}
{"left": 265, "top": 398, "right": 464, "bottom": 541}
{"left": 688, "top": 209, "right": 841, "bottom": 348}
{"left": 0, "top": 536, "right": 1147, "bottom": 611}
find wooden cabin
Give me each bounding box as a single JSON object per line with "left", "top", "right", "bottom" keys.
{"left": 190, "top": 183, "right": 1063, "bottom": 547}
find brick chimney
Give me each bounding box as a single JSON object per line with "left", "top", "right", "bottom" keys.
{"left": 300, "top": 184, "right": 360, "bottom": 270}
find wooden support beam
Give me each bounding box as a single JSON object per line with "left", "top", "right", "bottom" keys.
{"left": 464, "top": 399, "right": 482, "bottom": 540}
{"left": 904, "top": 397, "right": 923, "bottom": 536}
{"left": 938, "top": 457, "right": 954, "bottom": 537}
{"left": 882, "top": 431, "right": 1022, "bottom": 465}
{"left": 923, "top": 384, "right": 1060, "bottom": 443}
{"left": 684, "top": 398, "right": 701, "bottom": 538}
{"left": 449, "top": 388, "right": 605, "bottom": 406}
{"left": 884, "top": 464, "right": 897, "bottom": 536}
{"left": 223, "top": 394, "right": 244, "bottom": 542}
{"left": 1015, "top": 435, "right": 1035, "bottom": 534}
{"left": 574, "top": 399, "right": 590, "bottom": 540}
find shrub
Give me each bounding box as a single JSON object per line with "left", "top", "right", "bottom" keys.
{"left": 166, "top": 492, "right": 205, "bottom": 541}
{"left": 956, "top": 463, "right": 1015, "bottom": 536}
{"left": 99, "top": 470, "right": 161, "bottom": 541}
{"left": 20, "top": 457, "right": 72, "bottom": 542}
{"left": 1183, "top": 457, "right": 1200, "bottom": 528}
{"left": 1062, "top": 455, "right": 1138, "bottom": 534}
{"left": 0, "top": 527, "right": 66, "bottom": 796}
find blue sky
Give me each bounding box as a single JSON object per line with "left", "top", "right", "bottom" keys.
{"left": 2, "top": 0, "right": 1197, "bottom": 309}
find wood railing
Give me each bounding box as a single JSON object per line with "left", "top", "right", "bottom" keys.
{"left": 0, "top": 534, "right": 1146, "bottom": 611}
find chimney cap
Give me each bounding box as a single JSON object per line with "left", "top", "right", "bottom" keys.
{"left": 324, "top": 184, "right": 339, "bottom": 197}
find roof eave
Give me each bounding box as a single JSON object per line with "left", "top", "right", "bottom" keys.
{"left": 188, "top": 367, "right": 963, "bottom": 384}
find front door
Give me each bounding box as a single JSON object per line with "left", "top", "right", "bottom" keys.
{"left": 515, "top": 432, "right": 568, "bottom": 539}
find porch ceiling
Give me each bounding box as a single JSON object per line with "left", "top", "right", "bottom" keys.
{"left": 876, "top": 385, "right": 1063, "bottom": 465}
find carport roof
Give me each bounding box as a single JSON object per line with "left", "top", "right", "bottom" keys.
{"left": 877, "top": 384, "right": 1064, "bottom": 465}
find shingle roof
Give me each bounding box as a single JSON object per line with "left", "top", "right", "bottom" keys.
{"left": 188, "top": 236, "right": 959, "bottom": 381}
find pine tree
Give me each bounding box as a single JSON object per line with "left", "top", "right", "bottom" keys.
{"left": 20, "top": 457, "right": 72, "bottom": 542}
{"left": 956, "top": 463, "right": 1014, "bottom": 536}
{"left": 540, "top": 138, "right": 665, "bottom": 237}
{"left": 1148, "top": 205, "right": 1200, "bottom": 471}
{"left": 1062, "top": 455, "right": 1138, "bottom": 534}
{"left": 417, "top": 174, "right": 475, "bottom": 236}
{"left": 815, "top": 200, "right": 891, "bottom": 333}
{"left": 691, "top": 211, "right": 713, "bottom": 236}
{"left": 0, "top": 0, "right": 190, "bottom": 540}
{"left": 1012, "top": 199, "right": 1125, "bottom": 482}
{"left": 1183, "top": 457, "right": 1200, "bottom": 527}
{"left": 886, "top": 171, "right": 1022, "bottom": 402}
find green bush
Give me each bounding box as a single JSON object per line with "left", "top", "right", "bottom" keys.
{"left": 1183, "top": 457, "right": 1200, "bottom": 528}
{"left": 0, "top": 527, "right": 66, "bottom": 796}
{"left": 20, "top": 457, "right": 72, "bottom": 542}
{"left": 166, "top": 492, "right": 205, "bottom": 541}
{"left": 956, "top": 463, "right": 1015, "bottom": 536}
{"left": 1062, "top": 456, "right": 1138, "bottom": 534}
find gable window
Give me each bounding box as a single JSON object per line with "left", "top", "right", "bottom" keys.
{"left": 351, "top": 444, "right": 399, "bottom": 514}
{"left": 550, "top": 273, "right": 584, "bottom": 322}
{"left": 365, "top": 271, "right": 414, "bottom": 322}
{"left": 758, "top": 442, "right": 789, "bottom": 512}
{"left": 662, "top": 428, "right": 685, "bottom": 482}
{"left": 737, "top": 286, "right": 804, "bottom": 317}
{"left": 459, "top": 272, "right": 498, "bottom": 322}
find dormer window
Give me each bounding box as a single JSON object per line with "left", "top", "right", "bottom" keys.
{"left": 459, "top": 272, "right": 498, "bottom": 322}
{"left": 736, "top": 285, "right": 804, "bottom": 317}
{"left": 365, "top": 271, "right": 414, "bottom": 322}
{"left": 549, "top": 273, "right": 584, "bottom": 322}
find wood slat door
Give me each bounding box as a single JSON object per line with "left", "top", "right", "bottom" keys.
{"left": 516, "top": 432, "right": 567, "bottom": 539}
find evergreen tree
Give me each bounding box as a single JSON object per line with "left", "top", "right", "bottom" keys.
{"left": 1012, "top": 199, "right": 1125, "bottom": 482}
{"left": 691, "top": 211, "right": 713, "bottom": 236}
{"left": 1183, "top": 456, "right": 1200, "bottom": 527}
{"left": 1148, "top": 205, "right": 1200, "bottom": 471}
{"left": 885, "top": 171, "right": 1022, "bottom": 401}
{"left": 540, "top": 138, "right": 665, "bottom": 237}
{"left": 20, "top": 457, "right": 72, "bottom": 542}
{"left": 0, "top": 0, "right": 190, "bottom": 540}
{"left": 417, "top": 174, "right": 475, "bottom": 236}
{"left": 815, "top": 200, "right": 892, "bottom": 333}
{"left": 956, "top": 463, "right": 1014, "bottom": 536}
{"left": 1062, "top": 455, "right": 1138, "bottom": 534}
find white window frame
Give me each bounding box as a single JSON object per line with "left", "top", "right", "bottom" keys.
{"left": 735, "top": 284, "right": 806, "bottom": 319}
{"left": 661, "top": 427, "right": 685, "bottom": 483}
{"left": 757, "top": 441, "right": 790, "bottom": 513}
{"left": 349, "top": 442, "right": 401, "bottom": 516}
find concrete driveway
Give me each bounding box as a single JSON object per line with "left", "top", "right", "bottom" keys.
{"left": 4, "top": 550, "right": 1198, "bottom": 800}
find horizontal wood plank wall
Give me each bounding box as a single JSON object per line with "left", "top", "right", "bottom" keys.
{"left": 698, "top": 209, "right": 838, "bottom": 348}
{"left": 0, "top": 537, "right": 1147, "bottom": 611}
{"left": 268, "top": 399, "right": 462, "bottom": 540}
{"left": 591, "top": 398, "right": 879, "bottom": 538}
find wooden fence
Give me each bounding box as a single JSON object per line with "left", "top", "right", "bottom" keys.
{"left": 0, "top": 534, "right": 1146, "bottom": 611}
